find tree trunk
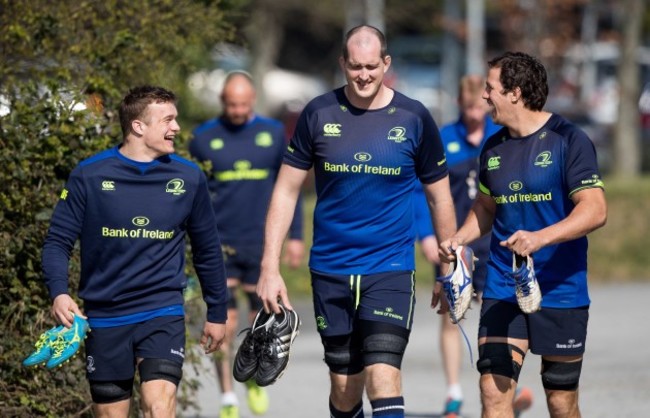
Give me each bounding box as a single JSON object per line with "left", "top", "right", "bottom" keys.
{"left": 612, "top": 0, "right": 645, "bottom": 178}
{"left": 246, "top": 0, "right": 285, "bottom": 116}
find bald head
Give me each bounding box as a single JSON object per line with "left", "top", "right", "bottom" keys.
{"left": 220, "top": 71, "right": 256, "bottom": 126}
{"left": 342, "top": 25, "right": 387, "bottom": 61}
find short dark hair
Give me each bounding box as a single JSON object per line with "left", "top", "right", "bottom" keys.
{"left": 487, "top": 51, "right": 548, "bottom": 111}
{"left": 342, "top": 24, "right": 388, "bottom": 61}
{"left": 118, "top": 85, "right": 176, "bottom": 138}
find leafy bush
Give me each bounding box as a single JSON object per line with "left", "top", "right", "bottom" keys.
{"left": 0, "top": 1, "right": 235, "bottom": 416}
{"left": 0, "top": 82, "right": 112, "bottom": 417}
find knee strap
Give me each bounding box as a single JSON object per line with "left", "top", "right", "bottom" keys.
{"left": 541, "top": 358, "right": 582, "bottom": 391}
{"left": 226, "top": 286, "right": 238, "bottom": 310}
{"left": 477, "top": 343, "right": 526, "bottom": 382}
{"left": 90, "top": 379, "right": 133, "bottom": 404}
{"left": 245, "top": 290, "right": 263, "bottom": 312}
{"left": 363, "top": 332, "right": 408, "bottom": 369}
{"left": 138, "top": 358, "right": 183, "bottom": 386}
{"left": 322, "top": 334, "right": 364, "bottom": 375}
{"left": 361, "top": 321, "right": 410, "bottom": 370}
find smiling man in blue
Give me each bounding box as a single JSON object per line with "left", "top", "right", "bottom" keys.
{"left": 440, "top": 52, "right": 607, "bottom": 418}
{"left": 42, "top": 86, "right": 227, "bottom": 418}
{"left": 256, "top": 25, "right": 457, "bottom": 418}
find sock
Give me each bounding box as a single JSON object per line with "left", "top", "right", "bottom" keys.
{"left": 221, "top": 391, "right": 238, "bottom": 406}
{"left": 447, "top": 383, "right": 463, "bottom": 400}
{"left": 370, "top": 396, "right": 405, "bottom": 418}
{"left": 330, "top": 399, "right": 364, "bottom": 418}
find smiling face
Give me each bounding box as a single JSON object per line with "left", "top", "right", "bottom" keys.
{"left": 339, "top": 28, "right": 391, "bottom": 106}
{"left": 137, "top": 101, "right": 180, "bottom": 159}
{"left": 483, "top": 66, "right": 515, "bottom": 127}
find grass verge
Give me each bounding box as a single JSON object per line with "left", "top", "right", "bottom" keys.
{"left": 282, "top": 175, "right": 650, "bottom": 297}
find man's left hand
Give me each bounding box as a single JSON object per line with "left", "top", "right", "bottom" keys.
{"left": 200, "top": 321, "right": 226, "bottom": 354}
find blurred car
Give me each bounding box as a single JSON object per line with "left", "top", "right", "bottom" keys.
{"left": 560, "top": 41, "right": 650, "bottom": 125}
{"left": 187, "top": 42, "right": 328, "bottom": 117}
{"left": 387, "top": 35, "right": 452, "bottom": 121}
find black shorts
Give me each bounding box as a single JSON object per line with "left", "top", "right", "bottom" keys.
{"left": 222, "top": 244, "right": 262, "bottom": 286}
{"left": 85, "top": 315, "right": 185, "bottom": 381}
{"left": 310, "top": 270, "right": 416, "bottom": 337}
{"left": 478, "top": 299, "right": 589, "bottom": 356}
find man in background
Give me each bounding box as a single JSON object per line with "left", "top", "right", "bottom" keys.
{"left": 190, "top": 71, "right": 304, "bottom": 418}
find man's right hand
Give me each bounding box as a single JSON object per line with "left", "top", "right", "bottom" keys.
{"left": 52, "top": 294, "right": 86, "bottom": 328}
{"left": 438, "top": 237, "right": 462, "bottom": 264}
{"left": 257, "top": 269, "right": 292, "bottom": 314}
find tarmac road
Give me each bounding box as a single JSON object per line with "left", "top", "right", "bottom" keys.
{"left": 181, "top": 282, "right": 649, "bottom": 418}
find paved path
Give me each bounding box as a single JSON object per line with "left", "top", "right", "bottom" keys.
{"left": 181, "top": 282, "right": 649, "bottom": 417}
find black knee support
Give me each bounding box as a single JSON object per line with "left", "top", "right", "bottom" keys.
{"left": 138, "top": 358, "right": 183, "bottom": 386}
{"left": 361, "top": 320, "right": 410, "bottom": 370}
{"left": 541, "top": 358, "right": 582, "bottom": 391}
{"left": 90, "top": 379, "right": 133, "bottom": 404}
{"left": 477, "top": 343, "right": 526, "bottom": 382}
{"left": 363, "top": 333, "right": 408, "bottom": 369}
{"left": 245, "top": 290, "right": 263, "bottom": 312}
{"left": 322, "top": 334, "right": 364, "bottom": 375}
{"left": 226, "top": 286, "right": 238, "bottom": 310}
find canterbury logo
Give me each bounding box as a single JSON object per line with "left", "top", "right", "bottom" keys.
{"left": 487, "top": 156, "right": 501, "bottom": 170}
{"left": 323, "top": 123, "right": 342, "bottom": 137}
{"left": 101, "top": 180, "right": 115, "bottom": 191}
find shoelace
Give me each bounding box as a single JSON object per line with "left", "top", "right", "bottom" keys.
{"left": 448, "top": 307, "right": 474, "bottom": 369}
{"left": 237, "top": 328, "right": 257, "bottom": 356}
{"left": 255, "top": 330, "right": 273, "bottom": 360}
{"left": 442, "top": 281, "right": 459, "bottom": 308}
{"left": 33, "top": 334, "right": 51, "bottom": 351}
{"left": 514, "top": 268, "right": 534, "bottom": 296}
{"left": 49, "top": 336, "right": 66, "bottom": 359}
{"left": 443, "top": 263, "right": 474, "bottom": 369}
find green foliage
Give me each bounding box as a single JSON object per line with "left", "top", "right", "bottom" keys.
{"left": 285, "top": 182, "right": 650, "bottom": 303}
{"left": 1, "top": 82, "right": 111, "bottom": 417}
{"left": 588, "top": 176, "right": 650, "bottom": 280}
{"left": 1, "top": 1, "right": 235, "bottom": 416}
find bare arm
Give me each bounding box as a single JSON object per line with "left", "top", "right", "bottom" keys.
{"left": 282, "top": 239, "right": 305, "bottom": 269}
{"left": 423, "top": 176, "right": 457, "bottom": 260}
{"left": 501, "top": 187, "right": 606, "bottom": 256}
{"left": 422, "top": 176, "right": 456, "bottom": 310}
{"left": 258, "top": 164, "right": 308, "bottom": 313}
{"left": 439, "top": 191, "right": 496, "bottom": 260}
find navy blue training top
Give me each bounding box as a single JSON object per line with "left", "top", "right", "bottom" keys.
{"left": 41, "top": 147, "right": 228, "bottom": 324}
{"left": 478, "top": 114, "right": 604, "bottom": 308}
{"left": 414, "top": 115, "right": 500, "bottom": 254}
{"left": 284, "top": 87, "right": 448, "bottom": 274}
{"left": 190, "top": 115, "right": 302, "bottom": 247}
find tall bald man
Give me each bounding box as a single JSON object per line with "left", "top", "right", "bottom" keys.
{"left": 190, "top": 71, "right": 304, "bottom": 418}
{"left": 257, "top": 26, "right": 455, "bottom": 418}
